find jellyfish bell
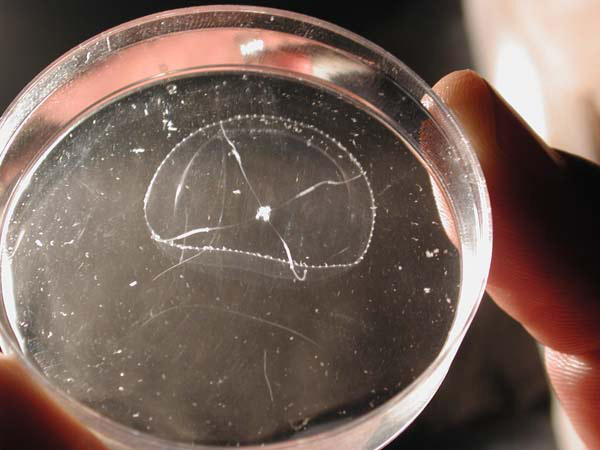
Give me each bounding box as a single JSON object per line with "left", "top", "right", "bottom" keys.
{"left": 144, "top": 114, "right": 376, "bottom": 283}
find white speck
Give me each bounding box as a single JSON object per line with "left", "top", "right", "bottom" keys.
{"left": 446, "top": 297, "right": 452, "bottom": 304}
{"left": 144, "top": 108, "right": 149, "bottom": 116}
{"left": 35, "top": 239, "right": 43, "bottom": 247}
{"left": 120, "top": 372, "right": 125, "bottom": 377}
{"left": 240, "top": 39, "right": 264, "bottom": 56}
{"left": 423, "top": 287, "right": 431, "bottom": 294}
{"left": 397, "top": 265, "right": 403, "bottom": 271}
{"left": 166, "top": 84, "right": 178, "bottom": 95}
{"left": 85, "top": 52, "right": 91, "bottom": 63}
{"left": 129, "top": 280, "right": 138, "bottom": 287}
{"left": 118, "top": 386, "right": 124, "bottom": 392}
{"left": 161, "top": 373, "right": 166, "bottom": 380}
{"left": 163, "top": 120, "right": 178, "bottom": 132}
{"left": 113, "top": 349, "right": 123, "bottom": 355}
{"left": 47, "top": 331, "right": 53, "bottom": 338}
{"left": 256, "top": 205, "right": 272, "bottom": 221}
{"left": 425, "top": 248, "right": 439, "bottom": 258}
{"left": 289, "top": 336, "right": 294, "bottom": 341}
{"left": 232, "top": 189, "right": 241, "bottom": 195}
{"left": 132, "top": 412, "right": 140, "bottom": 418}
{"left": 131, "top": 148, "right": 145, "bottom": 154}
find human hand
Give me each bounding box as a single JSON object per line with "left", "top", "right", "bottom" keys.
{"left": 0, "top": 354, "right": 106, "bottom": 449}
{"left": 432, "top": 70, "right": 600, "bottom": 449}
{"left": 2, "top": 69, "right": 598, "bottom": 450}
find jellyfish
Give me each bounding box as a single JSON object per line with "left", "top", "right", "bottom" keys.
{"left": 144, "top": 114, "right": 376, "bottom": 282}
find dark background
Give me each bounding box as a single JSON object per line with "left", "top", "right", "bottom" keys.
{"left": 0, "top": 1, "right": 555, "bottom": 448}
{"left": 0, "top": 0, "right": 471, "bottom": 113}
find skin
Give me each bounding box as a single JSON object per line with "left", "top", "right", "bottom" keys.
{"left": 1, "top": 69, "right": 599, "bottom": 448}
{"left": 432, "top": 70, "right": 600, "bottom": 450}
{"left": 0, "top": 354, "right": 107, "bottom": 449}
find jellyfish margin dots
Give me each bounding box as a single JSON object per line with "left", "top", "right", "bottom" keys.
{"left": 143, "top": 114, "right": 377, "bottom": 282}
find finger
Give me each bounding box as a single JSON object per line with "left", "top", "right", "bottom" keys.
{"left": 0, "top": 354, "right": 107, "bottom": 450}
{"left": 431, "top": 70, "right": 600, "bottom": 356}
{"left": 430, "top": 69, "right": 600, "bottom": 450}
{"left": 544, "top": 348, "right": 600, "bottom": 449}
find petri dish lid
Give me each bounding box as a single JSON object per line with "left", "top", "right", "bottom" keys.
{"left": 0, "top": 6, "right": 491, "bottom": 449}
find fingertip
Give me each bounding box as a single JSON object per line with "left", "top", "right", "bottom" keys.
{"left": 432, "top": 70, "right": 492, "bottom": 109}
{"left": 544, "top": 348, "right": 600, "bottom": 450}
{"left": 431, "top": 71, "right": 499, "bottom": 181}
{"left": 432, "top": 69, "right": 558, "bottom": 178}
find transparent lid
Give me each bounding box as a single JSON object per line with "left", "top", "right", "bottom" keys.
{"left": 0, "top": 6, "right": 491, "bottom": 449}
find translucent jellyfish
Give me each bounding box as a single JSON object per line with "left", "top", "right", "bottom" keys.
{"left": 143, "top": 114, "right": 376, "bottom": 282}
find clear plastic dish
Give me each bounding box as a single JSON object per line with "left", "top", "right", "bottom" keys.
{"left": 0, "top": 6, "right": 491, "bottom": 449}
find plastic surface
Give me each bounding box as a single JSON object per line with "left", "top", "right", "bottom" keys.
{"left": 0, "top": 6, "right": 491, "bottom": 449}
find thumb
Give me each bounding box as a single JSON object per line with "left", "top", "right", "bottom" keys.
{"left": 431, "top": 70, "right": 600, "bottom": 449}
{"left": 0, "top": 354, "right": 107, "bottom": 450}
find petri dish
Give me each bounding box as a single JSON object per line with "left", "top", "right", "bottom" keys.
{"left": 0, "top": 6, "right": 491, "bottom": 449}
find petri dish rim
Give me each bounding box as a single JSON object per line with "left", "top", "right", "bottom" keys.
{"left": 0, "top": 5, "right": 492, "bottom": 449}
